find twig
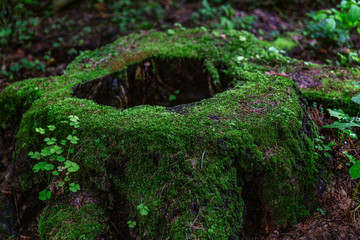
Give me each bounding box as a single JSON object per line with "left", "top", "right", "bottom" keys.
{"left": 201, "top": 150, "right": 206, "bottom": 169}
{"left": 14, "top": 194, "right": 20, "bottom": 226}
{"left": 191, "top": 208, "right": 201, "bottom": 226}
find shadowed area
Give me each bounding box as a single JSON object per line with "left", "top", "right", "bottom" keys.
{"left": 72, "top": 57, "right": 232, "bottom": 108}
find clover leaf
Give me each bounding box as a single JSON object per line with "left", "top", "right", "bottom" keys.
{"left": 47, "top": 125, "right": 56, "bottom": 131}
{"left": 56, "top": 156, "right": 65, "bottom": 162}
{"left": 67, "top": 135, "right": 79, "bottom": 144}
{"left": 68, "top": 115, "right": 79, "bottom": 122}
{"left": 39, "top": 189, "right": 51, "bottom": 201}
{"left": 69, "top": 183, "right": 81, "bottom": 192}
{"left": 137, "top": 203, "right": 150, "bottom": 216}
{"left": 44, "top": 137, "right": 57, "bottom": 145}
{"left": 127, "top": 220, "right": 136, "bottom": 228}
{"left": 64, "top": 160, "right": 80, "bottom": 172}
{"left": 28, "top": 151, "right": 41, "bottom": 160}
{"left": 41, "top": 147, "right": 53, "bottom": 157}
{"left": 33, "top": 161, "right": 47, "bottom": 172}
{"left": 50, "top": 145, "right": 63, "bottom": 154}
{"left": 35, "top": 127, "right": 45, "bottom": 134}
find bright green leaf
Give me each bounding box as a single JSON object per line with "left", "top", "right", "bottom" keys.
{"left": 350, "top": 161, "right": 360, "bottom": 179}
{"left": 352, "top": 92, "right": 360, "bottom": 104}
{"left": 44, "top": 137, "right": 57, "bottom": 145}
{"left": 344, "top": 151, "right": 356, "bottom": 163}
{"left": 167, "top": 29, "right": 175, "bottom": 35}
{"left": 41, "top": 147, "right": 52, "bottom": 157}
{"left": 327, "top": 109, "right": 349, "bottom": 120}
{"left": 39, "top": 189, "right": 51, "bottom": 201}
{"left": 68, "top": 115, "right": 79, "bottom": 122}
{"left": 344, "top": 129, "right": 358, "bottom": 139}
{"left": 349, "top": 4, "right": 360, "bottom": 25}
{"left": 67, "top": 135, "right": 79, "bottom": 144}
{"left": 56, "top": 156, "right": 65, "bottom": 162}
{"left": 33, "top": 162, "right": 47, "bottom": 172}
{"left": 324, "top": 18, "right": 336, "bottom": 32}
{"left": 47, "top": 125, "right": 56, "bottom": 131}
{"left": 315, "top": 145, "right": 324, "bottom": 151}
{"left": 169, "top": 95, "right": 176, "bottom": 101}
{"left": 44, "top": 164, "right": 55, "bottom": 171}
{"left": 35, "top": 127, "right": 45, "bottom": 134}
{"left": 64, "top": 160, "right": 80, "bottom": 172}
{"left": 323, "top": 122, "right": 360, "bottom": 129}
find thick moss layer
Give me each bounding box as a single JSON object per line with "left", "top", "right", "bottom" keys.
{"left": 38, "top": 202, "right": 106, "bottom": 240}
{"left": 272, "top": 62, "right": 360, "bottom": 115}
{"left": 301, "top": 66, "right": 360, "bottom": 115}
{"left": 0, "top": 28, "right": 324, "bottom": 239}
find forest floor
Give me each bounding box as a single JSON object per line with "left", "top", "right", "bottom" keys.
{"left": 1, "top": 1, "right": 360, "bottom": 239}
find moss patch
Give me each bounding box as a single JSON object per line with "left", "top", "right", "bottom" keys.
{"left": 269, "top": 62, "right": 360, "bottom": 115}
{"left": 38, "top": 202, "right": 106, "bottom": 240}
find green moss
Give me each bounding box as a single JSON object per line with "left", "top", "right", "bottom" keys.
{"left": 0, "top": 28, "right": 325, "bottom": 238}
{"left": 280, "top": 63, "right": 360, "bottom": 115}
{"left": 38, "top": 202, "right": 106, "bottom": 240}
{"left": 270, "top": 36, "right": 298, "bottom": 51}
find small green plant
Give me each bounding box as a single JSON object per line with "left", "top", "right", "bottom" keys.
{"left": 1, "top": 59, "right": 45, "bottom": 80}
{"left": 323, "top": 108, "right": 359, "bottom": 148}
{"left": 194, "top": 0, "right": 256, "bottom": 30}
{"left": 28, "top": 115, "right": 81, "bottom": 200}
{"left": 338, "top": 50, "right": 360, "bottom": 67}
{"left": 317, "top": 207, "right": 326, "bottom": 216}
{"left": 127, "top": 220, "right": 136, "bottom": 228}
{"left": 126, "top": 203, "right": 149, "bottom": 229}
{"left": 323, "top": 93, "right": 360, "bottom": 218}
{"left": 314, "top": 135, "right": 334, "bottom": 158}
{"left": 137, "top": 203, "right": 150, "bottom": 216}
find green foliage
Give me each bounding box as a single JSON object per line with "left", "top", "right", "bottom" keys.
{"left": 314, "top": 136, "right": 333, "bottom": 159}
{"left": 28, "top": 115, "right": 81, "bottom": 200}
{"left": 1, "top": 59, "right": 45, "bottom": 80}
{"left": 108, "top": 0, "right": 165, "bottom": 33}
{"left": 190, "top": 0, "right": 257, "bottom": 30}
{"left": 305, "top": 0, "right": 360, "bottom": 46}
{"left": 323, "top": 92, "right": 360, "bottom": 217}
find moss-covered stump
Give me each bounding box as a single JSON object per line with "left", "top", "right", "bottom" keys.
{"left": 268, "top": 62, "right": 360, "bottom": 115}
{"left": 0, "top": 28, "right": 325, "bottom": 239}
